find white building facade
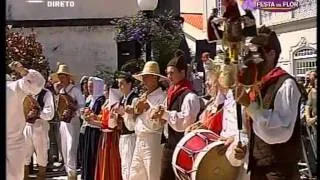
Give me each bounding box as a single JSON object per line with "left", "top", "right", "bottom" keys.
{"left": 182, "top": 0, "right": 317, "bottom": 78}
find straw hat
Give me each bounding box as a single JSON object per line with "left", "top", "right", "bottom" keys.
{"left": 132, "top": 61, "right": 167, "bottom": 82}
{"left": 50, "top": 64, "right": 75, "bottom": 83}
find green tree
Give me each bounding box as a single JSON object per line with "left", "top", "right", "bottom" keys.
{"left": 6, "top": 27, "right": 50, "bottom": 79}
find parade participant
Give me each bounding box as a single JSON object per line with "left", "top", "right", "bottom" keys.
{"left": 151, "top": 55, "right": 201, "bottom": 180}
{"left": 94, "top": 84, "right": 123, "bottom": 180}
{"left": 81, "top": 77, "right": 106, "bottom": 180}
{"left": 235, "top": 26, "right": 302, "bottom": 180}
{"left": 6, "top": 61, "right": 45, "bottom": 180}
{"left": 78, "top": 76, "right": 90, "bottom": 170}
{"left": 50, "top": 64, "right": 85, "bottom": 179}
{"left": 186, "top": 68, "right": 226, "bottom": 134}
{"left": 114, "top": 72, "right": 139, "bottom": 180}
{"left": 125, "top": 61, "right": 167, "bottom": 180}
{"left": 217, "top": 88, "right": 249, "bottom": 180}
{"left": 24, "top": 87, "right": 55, "bottom": 179}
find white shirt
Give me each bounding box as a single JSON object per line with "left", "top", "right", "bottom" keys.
{"left": 220, "top": 90, "right": 248, "bottom": 167}
{"left": 127, "top": 88, "right": 166, "bottom": 135}
{"left": 162, "top": 91, "right": 201, "bottom": 132}
{"left": 246, "top": 78, "right": 301, "bottom": 144}
{"left": 26, "top": 89, "right": 55, "bottom": 130}
{"left": 6, "top": 69, "right": 45, "bottom": 149}
{"left": 220, "top": 90, "right": 247, "bottom": 138}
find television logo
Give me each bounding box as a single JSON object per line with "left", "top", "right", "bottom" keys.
{"left": 255, "top": 0, "right": 299, "bottom": 12}
{"left": 26, "top": 0, "right": 75, "bottom": 8}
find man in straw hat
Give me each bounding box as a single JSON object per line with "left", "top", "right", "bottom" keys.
{"left": 121, "top": 61, "right": 167, "bottom": 180}
{"left": 150, "top": 55, "right": 201, "bottom": 180}
{"left": 6, "top": 61, "right": 46, "bottom": 180}
{"left": 50, "top": 64, "right": 85, "bottom": 179}
{"left": 234, "top": 26, "right": 302, "bottom": 180}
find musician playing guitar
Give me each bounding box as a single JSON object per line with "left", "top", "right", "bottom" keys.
{"left": 50, "top": 64, "right": 85, "bottom": 179}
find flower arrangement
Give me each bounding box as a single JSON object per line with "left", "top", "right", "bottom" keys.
{"left": 113, "top": 10, "right": 184, "bottom": 73}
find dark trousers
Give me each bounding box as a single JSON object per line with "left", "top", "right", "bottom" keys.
{"left": 160, "top": 147, "right": 177, "bottom": 180}
{"left": 250, "top": 164, "right": 300, "bottom": 180}
{"left": 81, "top": 127, "right": 101, "bottom": 180}
{"left": 48, "top": 121, "right": 61, "bottom": 163}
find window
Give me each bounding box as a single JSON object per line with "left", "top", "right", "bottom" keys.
{"left": 294, "top": 47, "right": 316, "bottom": 58}
{"left": 293, "top": 47, "right": 317, "bottom": 77}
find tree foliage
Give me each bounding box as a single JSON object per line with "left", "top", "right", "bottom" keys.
{"left": 6, "top": 27, "right": 50, "bottom": 79}
{"left": 113, "top": 10, "right": 184, "bottom": 73}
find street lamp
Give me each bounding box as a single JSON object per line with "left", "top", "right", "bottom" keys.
{"left": 137, "top": 0, "right": 158, "bottom": 61}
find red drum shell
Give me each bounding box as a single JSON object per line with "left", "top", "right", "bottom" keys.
{"left": 172, "top": 129, "right": 239, "bottom": 180}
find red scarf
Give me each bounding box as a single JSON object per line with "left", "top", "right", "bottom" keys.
{"left": 246, "top": 67, "right": 287, "bottom": 131}
{"left": 249, "top": 67, "right": 287, "bottom": 101}
{"left": 167, "top": 79, "right": 193, "bottom": 107}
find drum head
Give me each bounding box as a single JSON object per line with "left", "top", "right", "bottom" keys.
{"left": 194, "top": 142, "right": 240, "bottom": 180}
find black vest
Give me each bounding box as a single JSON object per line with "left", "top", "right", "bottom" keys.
{"left": 248, "top": 74, "right": 302, "bottom": 170}
{"left": 119, "top": 91, "right": 139, "bottom": 135}
{"left": 164, "top": 90, "right": 192, "bottom": 150}
{"left": 37, "top": 89, "right": 49, "bottom": 110}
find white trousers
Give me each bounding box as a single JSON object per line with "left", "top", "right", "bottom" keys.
{"left": 7, "top": 146, "right": 25, "bottom": 180}
{"left": 60, "top": 118, "right": 80, "bottom": 174}
{"left": 119, "top": 133, "right": 136, "bottom": 180}
{"left": 24, "top": 120, "right": 50, "bottom": 167}
{"left": 129, "top": 133, "right": 162, "bottom": 180}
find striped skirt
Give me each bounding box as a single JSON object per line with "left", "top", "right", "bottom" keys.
{"left": 95, "top": 130, "right": 122, "bottom": 180}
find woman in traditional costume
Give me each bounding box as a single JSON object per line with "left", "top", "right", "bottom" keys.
{"left": 93, "top": 86, "right": 122, "bottom": 180}
{"left": 81, "top": 77, "right": 106, "bottom": 180}
{"left": 186, "top": 67, "right": 226, "bottom": 134}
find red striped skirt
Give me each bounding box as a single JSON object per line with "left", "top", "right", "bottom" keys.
{"left": 95, "top": 130, "right": 122, "bottom": 180}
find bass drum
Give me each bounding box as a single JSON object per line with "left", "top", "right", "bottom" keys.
{"left": 172, "top": 129, "right": 239, "bottom": 180}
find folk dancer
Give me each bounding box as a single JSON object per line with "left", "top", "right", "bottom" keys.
{"left": 94, "top": 84, "right": 122, "bottom": 180}
{"left": 78, "top": 76, "right": 90, "bottom": 169}
{"left": 81, "top": 77, "right": 106, "bottom": 180}
{"left": 235, "top": 26, "right": 302, "bottom": 180}
{"left": 124, "top": 62, "right": 167, "bottom": 180}
{"left": 151, "top": 55, "right": 201, "bottom": 180}
{"left": 6, "top": 61, "right": 45, "bottom": 180}
{"left": 50, "top": 64, "right": 85, "bottom": 179}
{"left": 24, "top": 87, "right": 55, "bottom": 179}
{"left": 112, "top": 71, "right": 140, "bottom": 180}
{"left": 186, "top": 68, "right": 226, "bottom": 134}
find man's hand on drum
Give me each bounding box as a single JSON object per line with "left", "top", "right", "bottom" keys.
{"left": 233, "top": 85, "right": 250, "bottom": 107}
{"left": 217, "top": 136, "right": 235, "bottom": 155}
{"left": 234, "top": 142, "right": 247, "bottom": 160}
